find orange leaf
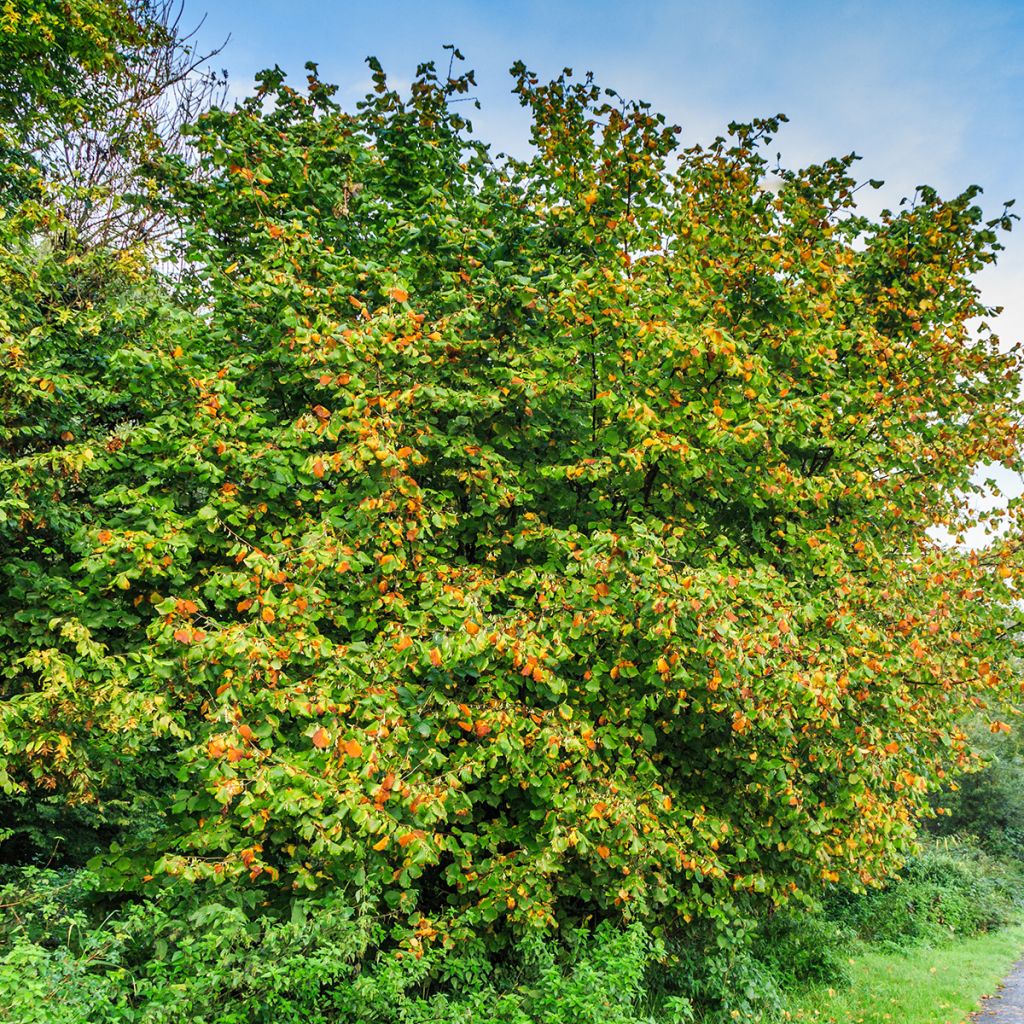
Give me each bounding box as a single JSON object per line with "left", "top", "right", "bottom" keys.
{"left": 597, "top": 845, "right": 611, "bottom": 859}
{"left": 261, "top": 606, "right": 276, "bottom": 623}
{"left": 312, "top": 458, "right": 325, "bottom": 479}
{"left": 173, "top": 628, "right": 191, "bottom": 644}
{"left": 373, "top": 836, "right": 389, "bottom": 851}
{"left": 464, "top": 620, "right": 480, "bottom": 637}
{"left": 884, "top": 741, "right": 900, "bottom": 755}
{"left": 344, "top": 739, "right": 363, "bottom": 758}
{"left": 311, "top": 727, "right": 331, "bottom": 749}
{"left": 388, "top": 287, "right": 409, "bottom": 303}
{"left": 429, "top": 647, "right": 443, "bottom": 667}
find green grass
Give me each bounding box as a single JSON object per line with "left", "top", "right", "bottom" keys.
{"left": 783, "top": 925, "right": 1024, "bottom": 1024}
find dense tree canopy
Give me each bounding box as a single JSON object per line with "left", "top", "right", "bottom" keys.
{"left": 1, "top": 33, "right": 1022, "bottom": 952}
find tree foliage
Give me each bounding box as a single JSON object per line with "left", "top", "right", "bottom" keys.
{"left": 0, "top": 0, "right": 153, "bottom": 147}
{"left": 1, "top": 1, "right": 227, "bottom": 247}
{"left": 1, "top": 37, "right": 1022, "bottom": 950}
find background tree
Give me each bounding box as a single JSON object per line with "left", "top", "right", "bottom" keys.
{"left": 0, "top": 0, "right": 222, "bottom": 866}
{"left": 43, "top": 0, "right": 229, "bottom": 249}
{"left": 0, "top": 0, "right": 153, "bottom": 154}
{"left": 1, "top": 1, "right": 227, "bottom": 248}
{"left": 931, "top": 716, "right": 1024, "bottom": 860}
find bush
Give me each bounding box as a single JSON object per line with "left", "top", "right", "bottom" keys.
{"left": 3, "top": 9, "right": 1024, "bottom": 1020}
{"left": 344, "top": 922, "right": 686, "bottom": 1024}
{"left": 826, "top": 841, "right": 1024, "bottom": 949}
{"left": 653, "top": 930, "right": 784, "bottom": 1024}
{"left": 4, "top": 41, "right": 1022, "bottom": 951}
{"left": 0, "top": 869, "right": 691, "bottom": 1024}
{"left": 752, "top": 910, "right": 854, "bottom": 990}
{"left": 13, "top": 848, "right": 1017, "bottom": 1023}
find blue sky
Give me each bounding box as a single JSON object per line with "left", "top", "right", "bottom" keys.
{"left": 187, "top": 0, "right": 1024, "bottom": 522}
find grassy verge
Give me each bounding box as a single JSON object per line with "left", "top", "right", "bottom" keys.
{"left": 783, "top": 924, "right": 1024, "bottom": 1024}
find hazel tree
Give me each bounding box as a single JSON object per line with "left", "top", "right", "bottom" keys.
{"left": 1, "top": 53, "right": 1021, "bottom": 944}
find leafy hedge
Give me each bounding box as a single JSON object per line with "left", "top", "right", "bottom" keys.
{"left": 825, "top": 841, "right": 1024, "bottom": 950}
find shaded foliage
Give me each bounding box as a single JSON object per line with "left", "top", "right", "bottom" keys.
{"left": 931, "top": 718, "right": 1024, "bottom": 860}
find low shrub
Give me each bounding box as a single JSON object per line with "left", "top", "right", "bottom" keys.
{"left": 3, "top": 842, "right": 1020, "bottom": 1023}
{"left": 654, "top": 930, "right": 784, "bottom": 1023}
{"left": 826, "top": 840, "right": 1024, "bottom": 949}
{"left": 751, "top": 910, "right": 854, "bottom": 990}
{"left": 0, "top": 868, "right": 688, "bottom": 1024}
